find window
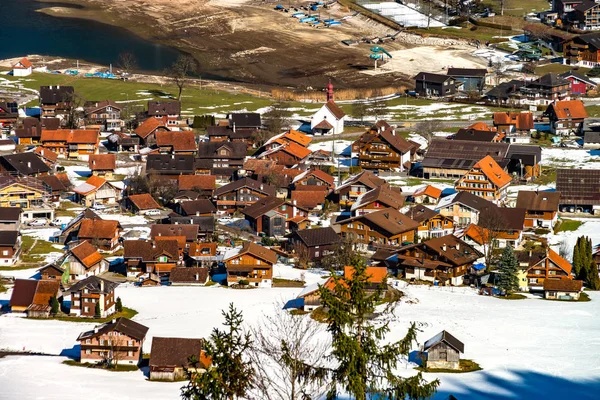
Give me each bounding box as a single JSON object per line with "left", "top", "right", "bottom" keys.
{"left": 2, "top": 250, "right": 7, "bottom": 256}
{"left": 548, "top": 291, "right": 557, "bottom": 297}
{"left": 128, "top": 340, "right": 133, "bottom": 346}
{"left": 128, "top": 351, "right": 133, "bottom": 357}
{"left": 86, "top": 350, "right": 91, "bottom": 355}
{"left": 86, "top": 339, "right": 91, "bottom": 344}
{"left": 100, "top": 340, "right": 104, "bottom": 345}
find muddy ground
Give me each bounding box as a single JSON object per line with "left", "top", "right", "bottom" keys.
{"left": 38, "top": 0, "right": 481, "bottom": 90}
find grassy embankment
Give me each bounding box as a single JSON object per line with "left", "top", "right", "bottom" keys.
{"left": 554, "top": 219, "right": 584, "bottom": 234}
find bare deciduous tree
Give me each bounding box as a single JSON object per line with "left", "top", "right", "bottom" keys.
{"left": 168, "top": 55, "right": 198, "bottom": 101}
{"left": 249, "top": 305, "right": 328, "bottom": 400}
{"left": 117, "top": 52, "right": 138, "bottom": 75}
{"left": 414, "top": 119, "right": 444, "bottom": 146}
{"left": 474, "top": 207, "right": 508, "bottom": 269}
{"left": 262, "top": 102, "right": 292, "bottom": 141}
{"left": 62, "top": 92, "right": 85, "bottom": 129}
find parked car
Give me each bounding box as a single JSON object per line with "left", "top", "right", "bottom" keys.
{"left": 92, "top": 203, "right": 106, "bottom": 211}
{"left": 28, "top": 219, "right": 48, "bottom": 227}
{"left": 144, "top": 209, "right": 161, "bottom": 216}
{"left": 217, "top": 216, "right": 232, "bottom": 224}
{"left": 51, "top": 217, "right": 73, "bottom": 227}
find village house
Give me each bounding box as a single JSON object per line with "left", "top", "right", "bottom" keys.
{"left": 40, "top": 129, "right": 100, "bottom": 160}
{"left": 258, "top": 141, "right": 312, "bottom": 167}
{"left": 0, "top": 101, "right": 18, "bottom": 127}
{"left": 242, "top": 196, "right": 294, "bottom": 236}
{"left": 106, "top": 132, "right": 140, "bottom": 153}
{"left": 387, "top": 235, "right": 481, "bottom": 285}
{"left": 296, "top": 266, "right": 388, "bottom": 311}
{"left": 350, "top": 183, "right": 404, "bottom": 216}
{"left": 68, "top": 276, "right": 118, "bottom": 317}
{"left": 412, "top": 185, "right": 443, "bottom": 205}
{"left": 560, "top": 70, "right": 597, "bottom": 94}
{"left": 150, "top": 337, "right": 208, "bottom": 381}
{"left": 73, "top": 176, "right": 122, "bottom": 207}
{"left": 88, "top": 154, "right": 116, "bottom": 179}
{"left": 461, "top": 207, "right": 527, "bottom": 250}
{"left": 207, "top": 125, "right": 251, "bottom": 143}
{"left": 84, "top": 100, "right": 124, "bottom": 131}
{"left": 60, "top": 241, "right": 109, "bottom": 281}
{"left": 177, "top": 175, "right": 216, "bottom": 199}
{"left": 354, "top": 127, "right": 416, "bottom": 171}
{"left": 506, "top": 144, "right": 542, "bottom": 181}
{"left": 155, "top": 131, "right": 197, "bottom": 154}
{"left": 169, "top": 267, "right": 210, "bottom": 286}
{"left": 145, "top": 154, "right": 197, "bottom": 177}
{"left": 0, "top": 207, "right": 21, "bottom": 231}
{"left": 447, "top": 68, "right": 487, "bottom": 92}
{"left": 148, "top": 100, "right": 181, "bottom": 127}
{"left": 453, "top": 122, "right": 504, "bottom": 143}
{"left": 573, "top": 1, "right": 600, "bottom": 31}
{"left": 9, "top": 279, "right": 61, "bottom": 318}
{"left": 290, "top": 190, "right": 327, "bottom": 215}
{"left": 187, "top": 242, "right": 219, "bottom": 267}
{"left": 15, "top": 117, "right": 60, "bottom": 145}
{"left": 134, "top": 117, "right": 169, "bottom": 147}
{"left": 335, "top": 208, "right": 419, "bottom": 250}
{"left": 493, "top": 111, "right": 534, "bottom": 143}
{"left": 543, "top": 99, "right": 588, "bottom": 136}
{"left": 485, "top": 79, "right": 526, "bottom": 105}
{"left": 150, "top": 224, "right": 199, "bottom": 244}
{"left": 196, "top": 141, "right": 247, "bottom": 179}
{"left": 516, "top": 190, "right": 561, "bottom": 229}
{"left": 0, "top": 176, "right": 52, "bottom": 213}
{"left": 39, "top": 264, "right": 66, "bottom": 282}
{"left": 34, "top": 147, "right": 59, "bottom": 169}
{"left": 0, "top": 231, "right": 21, "bottom": 266}
{"left": 261, "top": 130, "right": 312, "bottom": 152}
{"left": 12, "top": 57, "right": 32, "bottom": 77}
{"left": 404, "top": 204, "right": 454, "bottom": 240}
{"left": 228, "top": 112, "right": 262, "bottom": 136}
{"left": 77, "top": 317, "right": 149, "bottom": 366}
{"left": 413, "top": 72, "right": 457, "bottom": 97}
{"left": 436, "top": 191, "right": 496, "bottom": 227}
{"left": 55, "top": 209, "right": 102, "bottom": 245}
{"left": 334, "top": 170, "right": 386, "bottom": 206}
{"left": 310, "top": 98, "right": 345, "bottom": 135}
{"left": 223, "top": 242, "right": 278, "bottom": 287}
{"left": 178, "top": 199, "right": 217, "bottom": 217}
{"left": 287, "top": 226, "right": 339, "bottom": 265}
{"left": 77, "top": 219, "right": 122, "bottom": 251}
{"left": 422, "top": 331, "right": 465, "bottom": 370}
{"left": 123, "top": 238, "right": 183, "bottom": 277}
{"left": 556, "top": 168, "right": 600, "bottom": 214}
{"left": 214, "top": 177, "right": 276, "bottom": 214}
{"left": 514, "top": 73, "right": 572, "bottom": 106}
{"left": 125, "top": 193, "right": 161, "bottom": 215}
{"left": 516, "top": 248, "right": 573, "bottom": 291}
{"left": 38, "top": 173, "right": 71, "bottom": 205}
{"left": 564, "top": 31, "right": 600, "bottom": 67}
{"left": 40, "top": 85, "right": 74, "bottom": 118}
{"left": 543, "top": 278, "right": 583, "bottom": 300}
{"left": 0, "top": 152, "right": 51, "bottom": 177}
{"left": 454, "top": 155, "right": 513, "bottom": 204}
{"left": 291, "top": 168, "right": 335, "bottom": 191}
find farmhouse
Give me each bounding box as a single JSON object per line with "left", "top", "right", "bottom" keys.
{"left": 543, "top": 279, "right": 583, "bottom": 300}
{"left": 148, "top": 101, "right": 181, "bottom": 127}
{"left": 68, "top": 276, "right": 118, "bottom": 317}
{"left": 60, "top": 241, "right": 109, "bottom": 281}
{"left": 77, "top": 219, "right": 122, "bottom": 251}
{"left": 404, "top": 204, "right": 454, "bottom": 240}
{"left": 150, "top": 337, "right": 208, "bottom": 381}
{"left": 544, "top": 100, "right": 588, "bottom": 135}
{"left": 454, "top": 155, "right": 512, "bottom": 204}
{"left": 39, "top": 85, "right": 74, "bottom": 118}
{"left": 9, "top": 279, "right": 61, "bottom": 317}
{"left": 287, "top": 226, "right": 340, "bottom": 265}
{"left": 169, "top": 267, "right": 210, "bottom": 286}
{"left": 350, "top": 183, "right": 404, "bottom": 216}
{"left": 223, "top": 242, "right": 277, "bottom": 287}
{"left": 214, "top": 177, "right": 276, "bottom": 214}
{"left": 40, "top": 129, "right": 100, "bottom": 160}
{"left": 125, "top": 193, "right": 161, "bottom": 215}
{"left": 88, "top": 154, "right": 116, "bottom": 179}
{"left": 134, "top": 117, "right": 168, "bottom": 147}
{"left": 335, "top": 170, "right": 386, "bottom": 206}
{"left": 73, "top": 176, "right": 122, "bottom": 207}
{"left": 516, "top": 190, "right": 561, "bottom": 229}
{"left": 556, "top": 169, "right": 600, "bottom": 214}
{"left": 354, "top": 127, "right": 416, "bottom": 171}
{"left": 123, "top": 238, "right": 182, "bottom": 277}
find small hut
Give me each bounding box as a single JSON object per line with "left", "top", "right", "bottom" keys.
{"left": 423, "top": 330, "right": 464, "bottom": 370}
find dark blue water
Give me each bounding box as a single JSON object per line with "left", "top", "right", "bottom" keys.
{"left": 0, "top": 0, "right": 182, "bottom": 72}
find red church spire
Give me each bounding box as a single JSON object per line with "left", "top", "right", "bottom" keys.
{"left": 326, "top": 81, "right": 334, "bottom": 102}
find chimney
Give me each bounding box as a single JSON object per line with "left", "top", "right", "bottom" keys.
{"left": 100, "top": 279, "right": 104, "bottom": 293}
{"left": 442, "top": 244, "right": 447, "bottom": 252}
{"left": 94, "top": 327, "right": 98, "bottom": 333}
{"left": 27, "top": 162, "right": 31, "bottom": 169}
{"left": 112, "top": 318, "right": 116, "bottom": 324}
{"left": 456, "top": 243, "right": 460, "bottom": 250}
{"left": 152, "top": 243, "right": 156, "bottom": 248}
{"left": 195, "top": 274, "right": 199, "bottom": 281}
{"left": 260, "top": 184, "right": 264, "bottom": 190}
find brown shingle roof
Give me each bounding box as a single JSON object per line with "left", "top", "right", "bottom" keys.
{"left": 423, "top": 235, "right": 481, "bottom": 267}
{"left": 325, "top": 100, "right": 345, "bottom": 119}
{"left": 242, "top": 196, "right": 285, "bottom": 219}
{"left": 403, "top": 204, "right": 439, "bottom": 223}
{"left": 543, "top": 279, "right": 582, "bottom": 292}
{"left": 352, "top": 183, "right": 404, "bottom": 211}
{"left": 180, "top": 199, "right": 217, "bottom": 215}
{"left": 224, "top": 242, "right": 278, "bottom": 265}
{"left": 34, "top": 147, "right": 58, "bottom": 163}
{"left": 150, "top": 337, "right": 207, "bottom": 369}
{"left": 148, "top": 101, "right": 181, "bottom": 116}
{"left": 336, "top": 170, "right": 386, "bottom": 192}
{"left": 78, "top": 219, "right": 121, "bottom": 240}
{"left": 150, "top": 224, "right": 199, "bottom": 242}
{"left": 379, "top": 128, "right": 416, "bottom": 154}
{"left": 516, "top": 191, "right": 561, "bottom": 212}
{"left": 338, "top": 208, "right": 419, "bottom": 236}
{"left": 155, "top": 131, "right": 196, "bottom": 152}
{"left": 31, "top": 280, "right": 60, "bottom": 308}
{"left": 123, "top": 239, "right": 179, "bottom": 261}
{"left": 88, "top": 154, "right": 116, "bottom": 171}
{"left": 178, "top": 175, "right": 216, "bottom": 191}
{"left": 169, "top": 267, "right": 209, "bottom": 284}
{"left": 69, "top": 241, "right": 105, "bottom": 269}
{"left": 134, "top": 117, "right": 167, "bottom": 139}
{"left": 214, "top": 178, "right": 276, "bottom": 197}
{"left": 294, "top": 227, "right": 339, "bottom": 247}
{"left": 78, "top": 317, "right": 149, "bottom": 341}
{"left": 291, "top": 190, "right": 327, "bottom": 209}
{"left": 128, "top": 193, "right": 160, "bottom": 211}
{"left": 9, "top": 279, "right": 39, "bottom": 308}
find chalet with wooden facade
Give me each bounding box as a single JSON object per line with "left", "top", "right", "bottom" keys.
{"left": 59, "top": 241, "right": 109, "bottom": 281}
{"left": 123, "top": 238, "right": 183, "bottom": 278}
{"left": 9, "top": 279, "right": 61, "bottom": 317}
{"left": 423, "top": 331, "right": 464, "bottom": 370}
{"left": 242, "top": 196, "right": 293, "bottom": 236}
{"left": 77, "top": 317, "right": 148, "bottom": 366}
{"left": 335, "top": 208, "right": 419, "bottom": 249}
{"left": 335, "top": 170, "right": 386, "bottom": 206}
{"left": 73, "top": 176, "right": 122, "bottom": 208}
{"left": 84, "top": 100, "right": 124, "bottom": 131}
{"left": 565, "top": 32, "right": 600, "bottom": 67}
{"left": 88, "top": 154, "right": 116, "bottom": 179}
{"left": 493, "top": 111, "right": 534, "bottom": 143}
{"left": 350, "top": 183, "right": 404, "bottom": 216}
{"left": 258, "top": 141, "right": 312, "bottom": 167}
{"left": 223, "top": 242, "right": 277, "bottom": 287}
{"left": 15, "top": 117, "right": 59, "bottom": 145}
{"left": 134, "top": 117, "right": 169, "bottom": 147}
{"left": 150, "top": 224, "right": 199, "bottom": 243}
{"left": 214, "top": 178, "right": 276, "bottom": 214}
{"left": 516, "top": 190, "right": 561, "bottom": 229}
{"left": 514, "top": 73, "right": 571, "bottom": 106}
{"left": 68, "top": 276, "right": 118, "bottom": 317}
{"left": 516, "top": 249, "right": 573, "bottom": 291}
{"left": 150, "top": 337, "right": 208, "bottom": 381}
{"left": 40, "top": 85, "right": 74, "bottom": 118}
{"left": 291, "top": 169, "right": 335, "bottom": 191}
{"left": 543, "top": 100, "right": 588, "bottom": 136}
{"left": 148, "top": 101, "right": 181, "bottom": 127}
{"left": 77, "top": 219, "right": 122, "bottom": 251}
{"left": 155, "top": 131, "right": 197, "bottom": 154}
{"left": 196, "top": 141, "right": 247, "bottom": 179}
{"left": 354, "top": 127, "right": 416, "bottom": 171}
{"left": 454, "top": 155, "right": 512, "bottom": 204}
{"left": 177, "top": 175, "right": 216, "bottom": 199}
{"left": 412, "top": 185, "right": 443, "bottom": 205}
{"left": 40, "top": 129, "right": 100, "bottom": 160}
{"left": 404, "top": 204, "right": 454, "bottom": 240}
{"left": 287, "top": 226, "right": 339, "bottom": 265}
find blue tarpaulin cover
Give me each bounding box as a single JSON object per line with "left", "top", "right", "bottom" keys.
{"left": 473, "top": 263, "right": 486, "bottom": 271}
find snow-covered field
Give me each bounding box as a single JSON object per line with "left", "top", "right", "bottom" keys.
{"left": 1, "top": 283, "right": 600, "bottom": 399}
{"left": 540, "top": 148, "right": 600, "bottom": 169}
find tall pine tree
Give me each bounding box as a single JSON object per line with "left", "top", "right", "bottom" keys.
{"left": 572, "top": 237, "right": 583, "bottom": 277}
{"left": 586, "top": 259, "right": 600, "bottom": 290}
{"left": 496, "top": 246, "right": 519, "bottom": 295}
{"left": 182, "top": 303, "right": 254, "bottom": 400}
{"left": 316, "top": 262, "right": 439, "bottom": 400}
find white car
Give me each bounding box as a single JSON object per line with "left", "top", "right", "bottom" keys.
{"left": 145, "top": 209, "right": 162, "bottom": 216}
{"left": 218, "top": 216, "right": 232, "bottom": 224}
{"left": 51, "top": 217, "right": 73, "bottom": 227}
{"left": 92, "top": 204, "right": 106, "bottom": 211}
{"left": 28, "top": 219, "right": 48, "bottom": 227}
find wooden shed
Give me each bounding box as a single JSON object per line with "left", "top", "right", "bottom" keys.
{"left": 423, "top": 330, "right": 464, "bottom": 370}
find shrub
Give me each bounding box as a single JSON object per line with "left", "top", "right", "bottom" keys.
{"left": 115, "top": 297, "right": 123, "bottom": 313}
{"left": 238, "top": 279, "right": 250, "bottom": 286}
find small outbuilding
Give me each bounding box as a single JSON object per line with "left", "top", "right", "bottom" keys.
{"left": 12, "top": 57, "right": 33, "bottom": 77}
{"left": 423, "top": 330, "right": 464, "bottom": 370}
{"left": 543, "top": 279, "right": 583, "bottom": 300}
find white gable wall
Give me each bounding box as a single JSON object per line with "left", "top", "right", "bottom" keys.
{"left": 310, "top": 104, "right": 344, "bottom": 135}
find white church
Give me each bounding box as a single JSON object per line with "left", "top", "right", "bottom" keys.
{"left": 310, "top": 82, "right": 345, "bottom": 135}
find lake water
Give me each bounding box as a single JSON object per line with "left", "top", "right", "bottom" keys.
{"left": 0, "top": 0, "right": 182, "bottom": 72}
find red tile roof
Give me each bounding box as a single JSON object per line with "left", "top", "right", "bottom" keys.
{"left": 78, "top": 219, "right": 121, "bottom": 240}
{"left": 89, "top": 154, "right": 116, "bottom": 171}
{"left": 40, "top": 129, "right": 99, "bottom": 144}
{"left": 128, "top": 193, "right": 160, "bottom": 210}
{"left": 13, "top": 57, "right": 32, "bottom": 69}
{"left": 291, "top": 190, "right": 327, "bottom": 209}
{"left": 134, "top": 117, "right": 167, "bottom": 139}
{"left": 178, "top": 175, "right": 216, "bottom": 191}
{"left": 70, "top": 241, "right": 104, "bottom": 269}
{"left": 34, "top": 147, "right": 58, "bottom": 163}
{"left": 493, "top": 112, "right": 534, "bottom": 130}
{"left": 413, "top": 185, "right": 442, "bottom": 199}
{"left": 549, "top": 100, "right": 588, "bottom": 120}
{"left": 155, "top": 131, "right": 196, "bottom": 152}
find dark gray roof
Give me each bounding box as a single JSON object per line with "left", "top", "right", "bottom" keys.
{"left": 214, "top": 177, "right": 276, "bottom": 197}
{"left": 0, "top": 231, "right": 18, "bottom": 246}
{"left": 148, "top": 101, "right": 181, "bottom": 116}
{"left": 68, "top": 276, "right": 119, "bottom": 294}
{"left": 403, "top": 204, "right": 438, "bottom": 223}
{"left": 0, "top": 102, "right": 18, "bottom": 119}
{"left": 422, "top": 139, "right": 509, "bottom": 170}
{"left": 447, "top": 68, "right": 487, "bottom": 77}
{"left": 242, "top": 196, "right": 285, "bottom": 219}
{"left": 196, "top": 141, "right": 247, "bottom": 159}
{"left": 584, "top": 130, "right": 600, "bottom": 144}
{"left": 556, "top": 169, "right": 600, "bottom": 205}
{"left": 507, "top": 144, "right": 542, "bottom": 166}
{"left": 294, "top": 227, "right": 340, "bottom": 247}
{"left": 146, "top": 154, "right": 196, "bottom": 175}
{"left": 0, "top": 207, "right": 21, "bottom": 222}
{"left": 424, "top": 330, "right": 464, "bottom": 353}
{"left": 230, "top": 113, "right": 261, "bottom": 128}
{"left": 454, "top": 129, "right": 498, "bottom": 142}
{"left": 413, "top": 72, "right": 454, "bottom": 84}
{"left": 534, "top": 73, "right": 570, "bottom": 88}
{"left": 39, "top": 86, "right": 74, "bottom": 104}
{"left": 573, "top": 32, "right": 600, "bottom": 50}
{"left": 15, "top": 118, "right": 60, "bottom": 139}
{"left": 0, "top": 153, "right": 51, "bottom": 175}
{"left": 77, "top": 317, "right": 149, "bottom": 341}
{"left": 180, "top": 199, "right": 217, "bottom": 215}
{"left": 485, "top": 79, "right": 525, "bottom": 100}
{"left": 168, "top": 216, "right": 215, "bottom": 233}
{"left": 559, "top": 70, "right": 597, "bottom": 87}
{"left": 575, "top": 0, "right": 598, "bottom": 13}
{"left": 207, "top": 126, "right": 252, "bottom": 140}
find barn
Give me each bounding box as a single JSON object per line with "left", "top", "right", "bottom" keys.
{"left": 423, "top": 330, "right": 464, "bottom": 370}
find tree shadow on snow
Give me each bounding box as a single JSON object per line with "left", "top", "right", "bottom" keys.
{"left": 433, "top": 369, "right": 600, "bottom": 400}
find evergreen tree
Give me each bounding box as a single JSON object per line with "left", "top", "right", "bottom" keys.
{"left": 116, "top": 297, "right": 123, "bottom": 313}
{"left": 182, "top": 303, "right": 254, "bottom": 400}
{"left": 586, "top": 259, "right": 600, "bottom": 291}
{"left": 572, "top": 237, "right": 583, "bottom": 277}
{"left": 496, "top": 246, "right": 520, "bottom": 295}
{"left": 95, "top": 301, "right": 101, "bottom": 318}
{"left": 49, "top": 296, "right": 60, "bottom": 315}
{"left": 315, "top": 263, "right": 439, "bottom": 400}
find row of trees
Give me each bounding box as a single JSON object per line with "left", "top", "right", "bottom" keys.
{"left": 181, "top": 261, "right": 439, "bottom": 400}
{"left": 573, "top": 236, "right": 600, "bottom": 290}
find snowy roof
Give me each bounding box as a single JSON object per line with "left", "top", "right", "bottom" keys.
{"left": 435, "top": 192, "right": 458, "bottom": 210}
{"left": 296, "top": 282, "right": 320, "bottom": 298}
{"left": 72, "top": 183, "right": 96, "bottom": 195}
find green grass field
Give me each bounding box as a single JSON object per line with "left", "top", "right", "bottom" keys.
{"left": 554, "top": 219, "right": 584, "bottom": 233}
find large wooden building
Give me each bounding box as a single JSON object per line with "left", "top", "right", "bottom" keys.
{"left": 454, "top": 155, "right": 512, "bottom": 204}
{"left": 222, "top": 242, "right": 278, "bottom": 287}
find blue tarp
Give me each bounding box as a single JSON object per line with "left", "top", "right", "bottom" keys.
{"left": 473, "top": 263, "right": 486, "bottom": 271}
